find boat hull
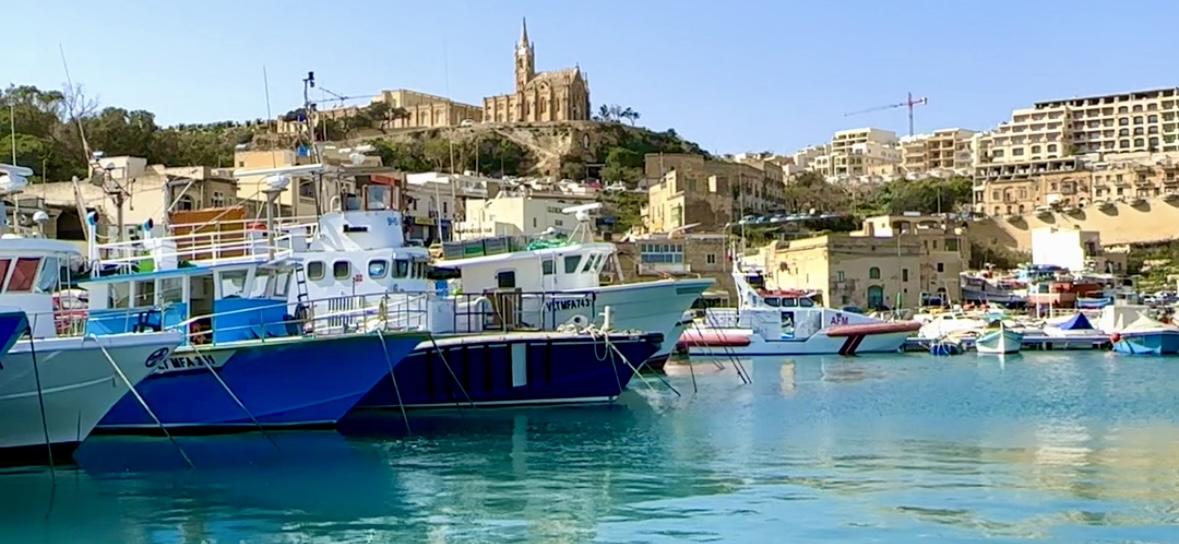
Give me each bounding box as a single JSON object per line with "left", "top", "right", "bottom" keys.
{"left": 1113, "top": 330, "right": 1179, "bottom": 355}
{"left": 976, "top": 329, "right": 1023, "bottom": 355}
{"left": 0, "top": 332, "right": 182, "bottom": 466}
{"left": 96, "top": 332, "right": 426, "bottom": 433}
{"left": 566, "top": 279, "right": 712, "bottom": 366}
{"left": 357, "top": 332, "right": 663, "bottom": 410}
{"left": 684, "top": 328, "right": 910, "bottom": 357}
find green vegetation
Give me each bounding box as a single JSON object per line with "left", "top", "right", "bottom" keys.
{"left": 2, "top": 84, "right": 255, "bottom": 181}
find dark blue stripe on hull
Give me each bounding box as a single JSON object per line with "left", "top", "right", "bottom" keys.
{"left": 0, "top": 441, "right": 81, "bottom": 468}
{"left": 358, "top": 333, "right": 663, "bottom": 409}
{"left": 97, "top": 333, "right": 424, "bottom": 433}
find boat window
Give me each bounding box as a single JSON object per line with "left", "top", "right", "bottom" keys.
{"left": 249, "top": 270, "right": 272, "bottom": 298}
{"left": 0, "top": 259, "right": 9, "bottom": 287}
{"left": 542, "top": 259, "right": 555, "bottom": 275}
{"left": 220, "top": 270, "right": 248, "bottom": 298}
{"left": 497, "top": 270, "right": 516, "bottom": 289}
{"left": 764, "top": 297, "right": 780, "bottom": 308}
{"left": 159, "top": 277, "right": 184, "bottom": 305}
{"left": 780, "top": 297, "right": 798, "bottom": 308}
{"left": 274, "top": 270, "right": 291, "bottom": 298}
{"left": 394, "top": 259, "right": 409, "bottom": 278}
{"left": 36, "top": 255, "right": 60, "bottom": 293}
{"left": 307, "top": 261, "right": 325, "bottom": 281}
{"left": 581, "top": 254, "right": 598, "bottom": 273}
{"left": 418, "top": 261, "right": 429, "bottom": 278}
{"left": 798, "top": 297, "right": 815, "bottom": 308}
{"left": 564, "top": 255, "right": 582, "bottom": 274}
{"left": 369, "top": 260, "right": 389, "bottom": 279}
{"left": 134, "top": 280, "right": 155, "bottom": 307}
{"left": 7, "top": 257, "right": 39, "bottom": 293}
{"left": 333, "top": 261, "right": 351, "bottom": 280}
{"left": 110, "top": 282, "right": 131, "bottom": 309}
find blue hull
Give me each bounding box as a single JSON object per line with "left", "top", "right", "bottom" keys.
{"left": 0, "top": 310, "right": 28, "bottom": 358}
{"left": 97, "top": 332, "right": 426, "bottom": 432}
{"left": 358, "top": 332, "right": 663, "bottom": 409}
{"left": 1113, "top": 331, "right": 1179, "bottom": 355}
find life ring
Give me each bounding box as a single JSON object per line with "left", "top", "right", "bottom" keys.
{"left": 1110, "top": 332, "right": 1121, "bottom": 343}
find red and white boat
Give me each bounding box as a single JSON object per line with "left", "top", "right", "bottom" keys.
{"left": 679, "top": 265, "right": 918, "bottom": 357}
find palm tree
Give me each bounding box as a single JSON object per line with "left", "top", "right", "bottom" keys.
{"left": 597, "top": 104, "right": 612, "bottom": 122}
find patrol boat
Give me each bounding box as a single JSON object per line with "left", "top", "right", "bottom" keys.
{"left": 82, "top": 170, "right": 428, "bottom": 432}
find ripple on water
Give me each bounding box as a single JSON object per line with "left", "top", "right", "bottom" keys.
{"left": 3, "top": 352, "right": 1179, "bottom": 543}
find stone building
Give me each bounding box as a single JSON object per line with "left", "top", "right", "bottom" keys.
{"left": 759, "top": 234, "right": 923, "bottom": 310}
{"left": 483, "top": 19, "right": 591, "bottom": 124}
{"left": 641, "top": 153, "right": 785, "bottom": 233}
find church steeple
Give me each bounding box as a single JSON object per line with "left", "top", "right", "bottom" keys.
{"left": 515, "top": 17, "right": 535, "bottom": 92}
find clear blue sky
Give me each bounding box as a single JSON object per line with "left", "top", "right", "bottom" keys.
{"left": 4, "top": 0, "right": 1178, "bottom": 155}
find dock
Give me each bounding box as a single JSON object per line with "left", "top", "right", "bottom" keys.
{"left": 903, "top": 334, "right": 1112, "bottom": 353}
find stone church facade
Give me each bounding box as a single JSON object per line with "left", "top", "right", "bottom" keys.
{"left": 483, "top": 19, "right": 591, "bottom": 124}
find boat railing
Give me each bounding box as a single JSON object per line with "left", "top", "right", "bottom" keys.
{"left": 323, "top": 290, "right": 601, "bottom": 334}
{"left": 167, "top": 215, "right": 323, "bottom": 240}
{"left": 92, "top": 229, "right": 298, "bottom": 274}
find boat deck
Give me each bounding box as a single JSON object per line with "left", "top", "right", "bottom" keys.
{"left": 903, "top": 333, "right": 1112, "bottom": 352}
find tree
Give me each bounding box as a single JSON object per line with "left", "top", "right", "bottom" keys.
{"left": 619, "top": 107, "right": 640, "bottom": 126}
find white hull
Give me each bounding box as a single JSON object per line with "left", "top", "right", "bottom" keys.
{"left": 976, "top": 330, "right": 1023, "bottom": 355}
{"left": 685, "top": 328, "right": 910, "bottom": 357}
{"left": 0, "top": 332, "right": 182, "bottom": 454}
{"left": 565, "top": 279, "right": 713, "bottom": 361}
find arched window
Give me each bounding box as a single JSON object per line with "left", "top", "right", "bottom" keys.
{"left": 177, "top": 195, "right": 194, "bottom": 211}
{"left": 868, "top": 267, "right": 881, "bottom": 280}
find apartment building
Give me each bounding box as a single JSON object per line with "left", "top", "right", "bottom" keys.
{"left": 801, "top": 128, "right": 902, "bottom": 180}
{"left": 642, "top": 153, "right": 785, "bottom": 233}
{"left": 973, "top": 157, "right": 1088, "bottom": 216}
{"left": 1039, "top": 88, "right": 1179, "bottom": 156}
{"left": 900, "top": 128, "right": 977, "bottom": 176}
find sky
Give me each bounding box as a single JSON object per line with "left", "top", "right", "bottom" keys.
{"left": 4, "top": 0, "right": 1179, "bottom": 155}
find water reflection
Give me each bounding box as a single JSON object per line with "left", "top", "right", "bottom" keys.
{"left": 2, "top": 353, "right": 1179, "bottom": 542}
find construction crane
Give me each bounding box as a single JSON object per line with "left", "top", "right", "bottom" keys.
{"left": 844, "top": 92, "right": 928, "bottom": 136}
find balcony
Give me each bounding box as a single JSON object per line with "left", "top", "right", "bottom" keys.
{"left": 637, "top": 262, "right": 691, "bottom": 276}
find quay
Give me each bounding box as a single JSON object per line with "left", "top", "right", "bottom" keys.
{"left": 902, "top": 334, "right": 1113, "bottom": 353}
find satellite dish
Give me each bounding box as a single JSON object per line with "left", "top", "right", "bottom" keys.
{"left": 0, "top": 174, "right": 29, "bottom": 194}
{"left": 32, "top": 211, "right": 49, "bottom": 224}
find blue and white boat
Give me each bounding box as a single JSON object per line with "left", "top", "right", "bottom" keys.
{"left": 82, "top": 173, "right": 429, "bottom": 433}
{"left": 157, "top": 168, "right": 674, "bottom": 410}
{"left": 1112, "top": 315, "right": 1179, "bottom": 356}
{"left": 975, "top": 321, "right": 1023, "bottom": 355}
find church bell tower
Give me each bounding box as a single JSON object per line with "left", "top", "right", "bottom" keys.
{"left": 515, "top": 17, "right": 535, "bottom": 92}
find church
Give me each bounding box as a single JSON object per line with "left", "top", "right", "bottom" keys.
{"left": 483, "top": 19, "right": 591, "bottom": 124}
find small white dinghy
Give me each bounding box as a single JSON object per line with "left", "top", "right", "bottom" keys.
{"left": 976, "top": 321, "right": 1023, "bottom": 355}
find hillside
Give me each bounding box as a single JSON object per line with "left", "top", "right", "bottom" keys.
{"left": 256, "top": 120, "right": 708, "bottom": 181}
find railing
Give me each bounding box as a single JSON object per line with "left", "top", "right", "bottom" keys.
{"left": 93, "top": 229, "right": 299, "bottom": 274}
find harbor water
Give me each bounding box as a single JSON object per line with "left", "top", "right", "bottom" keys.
{"left": 3, "top": 351, "right": 1179, "bottom": 543}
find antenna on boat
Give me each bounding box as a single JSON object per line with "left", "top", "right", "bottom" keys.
{"left": 561, "top": 202, "right": 602, "bottom": 243}
{"left": 0, "top": 164, "right": 31, "bottom": 236}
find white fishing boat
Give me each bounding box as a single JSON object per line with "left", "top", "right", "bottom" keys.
{"left": 178, "top": 167, "right": 711, "bottom": 372}
{"left": 975, "top": 321, "right": 1023, "bottom": 355}
{"left": 0, "top": 165, "right": 182, "bottom": 465}
{"left": 680, "top": 263, "right": 919, "bottom": 357}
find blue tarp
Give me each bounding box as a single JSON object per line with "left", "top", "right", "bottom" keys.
{"left": 1059, "top": 312, "right": 1095, "bottom": 331}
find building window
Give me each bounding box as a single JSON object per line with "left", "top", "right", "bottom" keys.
{"left": 937, "top": 262, "right": 945, "bottom": 273}
{"left": 945, "top": 238, "right": 959, "bottom": 252}
{"left": 443, "top": 201, "right": 448, "bottom": 215}
{"left": 532, "top": 217, "right": 537, "bottom": 228}
{"left": 836, "top": 270, "right": 845, "bottom": 282}
{"left": 705, "top": 253, "right": 717, "bottom": 265}
{"left": 639, "top": 243, "right": 684, "bottom": 264}
{"left": 212, "top": 191, "right": 225, "bottom": 207}
{"left": 902, "top": 268, "right": 909, "bottom": 282}
{"left": 869, "top": 267, "right": 881, "bottom": 280}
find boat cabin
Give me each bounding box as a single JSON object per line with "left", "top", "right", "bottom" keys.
{"left": 0, "top": 238, "right": 86, "bottom": 338}
{"left": 437, "top": 236, "right": 616, "bottom": 294}
{"left": 82, "top": 262, "right": 297, "bottom": 345}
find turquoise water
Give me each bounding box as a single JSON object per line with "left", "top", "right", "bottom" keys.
{"left": 4, "top": 352, "right": 1179, "bottom": 543}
